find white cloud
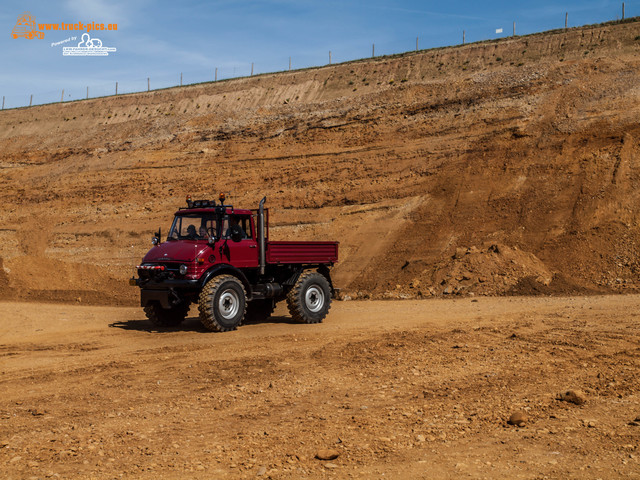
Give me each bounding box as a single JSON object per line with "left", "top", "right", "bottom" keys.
{"left": 64, "top": 0, "right": 147, "bottom": 26}
{"left": 121, "top": 33, "right": 215, "bottom": 67}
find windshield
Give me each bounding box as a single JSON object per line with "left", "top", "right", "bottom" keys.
{"left": 168, "top": 214, "right": 219, "bottom": 241}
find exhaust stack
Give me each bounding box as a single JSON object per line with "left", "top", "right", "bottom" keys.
{"left": 258, "top": 196, "right": 266, "bottom": 275}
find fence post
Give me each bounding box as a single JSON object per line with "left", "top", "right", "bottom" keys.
{"left": 86, "top": 86, "right": 89, "bottom": 99}
{"left": 416, "top": 36, "right": 419, "bottom": 51}
{"left": 115, "top": 82, "right": 118, "bottom": 95}
{"left": 513, "top": 21, "right": 516, "bottom": 36}
{"left": 251, "top": 62, "right": 254, "bottom": 75}
{"left": 622, "top": 2, "right": 625, "bottom": 19}
{"left": 61, "top": 89, "right": 64, "bottom": 102}
{"left": 289, "top": 57, "right": 291, "bottom": 70}
{"left": 463, "top": 30, "right": 466, "bottom": 44}
{"left": 2, "top": 96, "right": 4, "bottom": 110}
{"left": 147, "top": 77, "right": 150, "bottom": 92}
{"left": 215, "top": 68, "right": 218, "bottom": 81}
{"left": 29, "top": 94, "right": 33, "bottom": 107}
{"left": 180, "top": 73, "right": 183, "bottom": 86}
{"left": 372, "top": 43, "right": 375, "bottom": 57}
{"left": 565, "top": 12, "right": 568, "bottom": 29}
{"left": 329, "top": 51, "right": 332, "bottom": 64}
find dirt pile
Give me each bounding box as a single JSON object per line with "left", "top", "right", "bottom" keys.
{"left": 3, "top": 19, "right": 640, "bottom": 303}
{"left": 377, "top": 243, "right": 555, "bottom": 299}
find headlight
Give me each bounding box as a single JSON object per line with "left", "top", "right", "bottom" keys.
{"left": 179, "top": 264, "right": 188, "bottom": 275}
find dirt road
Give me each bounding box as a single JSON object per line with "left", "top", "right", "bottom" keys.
{"left": 1, "top": 296, "right": 639, "bottom": 479}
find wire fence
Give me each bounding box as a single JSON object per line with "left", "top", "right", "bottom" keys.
{"left": 1, "top": 3, "right": 635, "bottom": 111}
{"left": 1, "top": 67, "right": 255, "bottom": 110}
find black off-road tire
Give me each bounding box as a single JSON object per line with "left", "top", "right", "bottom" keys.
{"left": 198, "top": 275, "right": 247, "bottom": 332}
{"left": 286, "top": 271, "right": 332, "bottom": 324}
{"left": 245, "top": 299, "right": 276, "bottom": 324}
{"left": 144, "top": 301, "right": 190, "bottom": 327}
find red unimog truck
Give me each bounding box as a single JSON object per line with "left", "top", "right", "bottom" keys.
{"left": 131, "top": 195, "right": 338, "bottom": 332}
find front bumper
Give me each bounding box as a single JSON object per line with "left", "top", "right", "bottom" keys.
{"left": 131, "top": 277, "right": 200, "bottom": 308}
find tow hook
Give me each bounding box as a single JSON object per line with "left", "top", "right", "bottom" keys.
{"left": 169, "top": 288, "right": 181, "bottom": 306}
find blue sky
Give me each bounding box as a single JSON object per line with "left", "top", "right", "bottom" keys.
{"left": 0, "top": 0, "right": 632, "bottom": 108}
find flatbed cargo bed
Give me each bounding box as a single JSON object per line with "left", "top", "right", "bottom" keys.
{"left": 266, "top": 241, "right": 339, "bottom": 265}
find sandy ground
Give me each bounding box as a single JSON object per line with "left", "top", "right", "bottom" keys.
{"left": 1, "top": 295, "right": 639, "bottom": 479}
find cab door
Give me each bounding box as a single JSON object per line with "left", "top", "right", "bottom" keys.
{"left": 218, "top": 215, "right": 259, "bottom": 268}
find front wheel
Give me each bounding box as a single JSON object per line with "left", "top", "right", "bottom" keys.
{"left": 198, "top": 275, "right": 247, "bottom": 332}
{"left": 287, "top": 271, "right": 332, "bottom": 324}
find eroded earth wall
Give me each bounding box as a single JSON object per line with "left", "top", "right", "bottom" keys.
{"left": 2, "top": 20, "right": 640, "bottom": 303}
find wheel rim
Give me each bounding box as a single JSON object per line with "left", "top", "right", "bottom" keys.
{"left": 218, "top": 289, "right": 240, "bottom": 320}
{"left": 305, "top": 286, "right": 325, "bottom": 313}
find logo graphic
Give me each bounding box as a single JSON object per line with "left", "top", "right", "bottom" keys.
{"left": 62, "top": 33, "right": 116, "bottom": 56}
{"left": 12, "top": 11, "right": 44, "bottom": 39}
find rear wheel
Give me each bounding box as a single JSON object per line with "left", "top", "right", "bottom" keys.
{"left": 198, "top": 275, "right": 247, "bottom": 332}
{"left": 287, "top": 271, "right": 332, "bottom": 324}
{"left": 144, "top": 301, "right": 189, "bottom": 327}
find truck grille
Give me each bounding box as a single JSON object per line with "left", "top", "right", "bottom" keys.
{"left": 137, "top": 263, "right": 183, "bottom": 281}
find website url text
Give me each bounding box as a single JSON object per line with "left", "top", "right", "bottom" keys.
{"left": 38, "top": 22, "right": 117, "bottom": 32}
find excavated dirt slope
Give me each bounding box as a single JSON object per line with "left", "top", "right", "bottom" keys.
{"left": 3, "top": 20, "right": 640, "bottom": 304}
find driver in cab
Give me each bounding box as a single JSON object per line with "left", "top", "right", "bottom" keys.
{"left": 225, "top": 216, "right": 248, "bottom": 240}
